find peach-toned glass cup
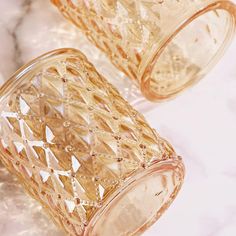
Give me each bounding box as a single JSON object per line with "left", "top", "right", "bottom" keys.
{"left": 0, "top": 48, "right": 184, "bottom": 235}
{"left": 52, "top": 0, "right": 236, "bottom": 101}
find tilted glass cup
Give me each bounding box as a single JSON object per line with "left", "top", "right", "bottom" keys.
{"left": 0, "top": 48, "right": 184, "bottom": 235}
{"left": 52, "top": 0, "right": 236, "bottom": 101}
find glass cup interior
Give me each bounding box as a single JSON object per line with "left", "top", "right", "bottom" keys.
{"left": 145, "top": 8, "right": 234, "bottom": 99}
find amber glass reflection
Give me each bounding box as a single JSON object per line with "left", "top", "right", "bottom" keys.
{"left": 0, "top": 49, "right": 184, "bottom": 235}
{"left": 52, "top": 0, "right": 236, "bottom": 101}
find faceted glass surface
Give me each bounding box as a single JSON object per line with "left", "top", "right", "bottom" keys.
{"left": 0, "top": 49, "right": 184, "bottom": 235}
{"left": 52, "top": 0, "right": 236, "bottom": 101}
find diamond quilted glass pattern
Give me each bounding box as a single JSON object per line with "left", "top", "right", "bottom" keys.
{"left": 52, "top": 0, "right": 236, "bottom": 101}
{"left": 0, "top": 49, "right": 184, "bottom": 235}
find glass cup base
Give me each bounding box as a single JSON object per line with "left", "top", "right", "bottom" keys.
{"left": 86, "top": 159, "right": 184, "bottom": 236}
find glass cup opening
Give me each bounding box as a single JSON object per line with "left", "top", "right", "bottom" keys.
{"left": 142, "top": 4, "right": 236, "bottom": 101}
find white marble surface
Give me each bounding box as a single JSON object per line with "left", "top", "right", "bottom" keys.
{"left": 0, "top": 0, "right": 235, "bottom": 236}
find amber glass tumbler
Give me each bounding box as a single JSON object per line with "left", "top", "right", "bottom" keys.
{"left": 52, "top": 0, "right": 236, "bottom": 101}
{"left": 0, "top": 49, "right": 184, "bottom": 235}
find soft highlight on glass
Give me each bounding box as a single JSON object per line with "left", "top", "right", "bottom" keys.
{"left": 0, "top": 48, "right": 184, "bottom": 235}
{"left": 52, "top": 0, "right": 236, "bottom": 101}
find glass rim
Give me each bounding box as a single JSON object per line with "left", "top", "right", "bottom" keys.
{"left": 0, "top": 48, "right": 86, "bottom": 101}
{"left": 141, "top": 0, "right": 236, "bottom": 101}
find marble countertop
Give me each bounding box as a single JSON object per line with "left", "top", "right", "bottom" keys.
{"left": 0, "top": 1, "right": 235, "bottom": 236}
